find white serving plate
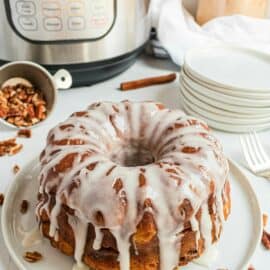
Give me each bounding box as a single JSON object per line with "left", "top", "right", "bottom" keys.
{"left": 181, "top": 73, "right": 270, "bottom": 107}
{"left": 1, "top": 158, "right": 262, "bottom": 270}
{"left": 184, "top": 46, "right": 270, "bottom": 92}
{"left": 181, "top": 90, "right": 270, "bottom": 125}
{"left": 181, "top": 83, "right": 270, "bottom": 115}
{"left": 180, "top": 85, "right": 270, "bottom": 119}
{"left": 182, "top": 67, "right": 270, "bottom": 100}
{"left": 183, "top": 101, "right": 270, "bottom": 132}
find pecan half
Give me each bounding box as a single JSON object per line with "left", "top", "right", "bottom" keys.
{"left": 17, "top": 129, "right": 32, "bottom": 138}
{"left": 13, "top": 164, "right": 20, "bottom": 174}
{"left": 0, "top": 193, "right": 4, "bottom": 206}
{"left": 262, "top": 230, "right": 270, "bottom": 250}
{"left": 0, "top": 138, "right": 23, "bottom": 157}
{"left": 23, "top": 251, "right": 42, "bottom": 263}
{"left": 20, "top": 200, "right": 29, "bottom": 214}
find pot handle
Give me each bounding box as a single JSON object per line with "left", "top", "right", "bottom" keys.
{"left": 53, "top": 69, "right": 73, "bottom": 90}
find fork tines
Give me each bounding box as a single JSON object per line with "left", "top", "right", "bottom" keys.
{"left": 240, "top": 132, "right": 270, "bottom": 177}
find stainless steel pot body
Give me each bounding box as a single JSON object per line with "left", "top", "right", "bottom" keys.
{"left": 0, "top": 0, "right": 151, "bottom": 65}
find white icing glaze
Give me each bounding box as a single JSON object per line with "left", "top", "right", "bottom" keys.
{"left": 72, "top": 262, "right": 89, "bottom": 270}
{"left": 49, "top": 197, "right": 61, "bottom": 238}
{"left": 68, "top": 214, "right": 88, "bottom": 265}
{"left": 19, "top": 226, "right": 43, "bottom": 248}
{"left": 200, "top": 203, "right": 213, "bottom": 249}
{"left": 36, "top": 101, "right": 229, "bottom": 270}
{"left": 193, "top": 244, "right": 219, "bottom": 267}
{"left": 93, "top": 227, "right": 103, "bottom": 250}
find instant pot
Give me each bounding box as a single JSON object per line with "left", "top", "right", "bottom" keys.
{"left": 0, "top": 0, "right": 151, "bottom": 87}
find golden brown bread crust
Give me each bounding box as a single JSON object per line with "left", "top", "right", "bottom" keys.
{"left": 38, "top": 180, "right": 231, "bottom": 269}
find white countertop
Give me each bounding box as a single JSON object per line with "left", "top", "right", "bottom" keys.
{"left": 0, "top": 55, "right": 269, "bottom": 270}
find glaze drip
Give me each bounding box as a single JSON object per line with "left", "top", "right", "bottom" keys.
{"left": 36, "top": 101, "right": 229, "bottom": 270}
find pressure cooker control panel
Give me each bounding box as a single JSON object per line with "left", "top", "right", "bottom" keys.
{"left": 6, "top": 0, "right": 116, "bottom": 42}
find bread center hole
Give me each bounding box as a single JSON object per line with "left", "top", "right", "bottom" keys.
{"left": 110, "top": 144, "right": 155, "bottom": 167}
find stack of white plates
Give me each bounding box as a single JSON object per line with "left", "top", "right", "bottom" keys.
{"left": 180, "top": 46, "right": 270, "bottom": 132}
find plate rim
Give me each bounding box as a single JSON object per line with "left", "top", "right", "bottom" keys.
{"left": 182, "top": 101, "right": 270, "bottom": 133}
{"left": 180, "top": 83, "right": 270, "bottom": 120}
{"left": 227, "top": 160, "right": 263, "bottom": 270}
{"left": 184, "top": 45, "right": 270, "bottom": 92}
{"left": 180, "top": 87, "right": 270, "bottom": 125}
{"left": 181, "top": 72, "right": 270, "bottom": 107}
{"left": 181, "top": 67, "right": 270, "bottom": 99}
{"left": 180, "top": 83, "right": 270, "bottom": 114}
{"left": 1, "top": 157, "right": 40, "bottom": 270}
{"left": 1, "top": 158, "right": 263, "bottom": 270}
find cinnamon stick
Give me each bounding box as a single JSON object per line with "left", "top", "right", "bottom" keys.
{"left": 120, "top": 73, "right": 177, "bottom": 91}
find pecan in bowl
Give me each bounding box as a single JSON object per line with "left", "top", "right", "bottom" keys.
{"left": 0, "top": 83, "right": 47, "bottom": 128}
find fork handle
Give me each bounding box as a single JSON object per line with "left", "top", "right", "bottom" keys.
{"left": 258, "top": 171, "right": 270, "bottom": 179}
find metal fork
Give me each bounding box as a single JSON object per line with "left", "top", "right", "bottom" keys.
{"left": 240, "top": 132, "right": 270, "bottom": 178}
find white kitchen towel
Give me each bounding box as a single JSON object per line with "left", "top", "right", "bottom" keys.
{"left": 151, "top": 0, "right": 270, "bottom": 66}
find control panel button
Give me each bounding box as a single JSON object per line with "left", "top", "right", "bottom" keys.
{"left": 43, "top": 17, "right": 62, "bottom": 31}
{"left": 90, "top": 0, "right": 108, "bottom": 15}
{"left": 68, "top": 17, "right": 85, "bottom": 31}
{"left": 16, "top": 1, "right": 36, "bottom": 16}
{"left": 90, "top": 0, "right": 110, "bottom": 28}
{"left": 9, "top": 0, "right": 116, "bottom": 41}
{"left": 18, "top": 16, "right": 37, "bottom": 31}
{"left": 42, "top": 2, "right": 61, "bottom": 17}
{"left": 68, "top": 1, "right": 85, "bottom": 16}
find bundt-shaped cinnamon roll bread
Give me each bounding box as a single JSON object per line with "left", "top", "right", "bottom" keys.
{"left": 36, "top": 101, "right": 230, "bottom": 270}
